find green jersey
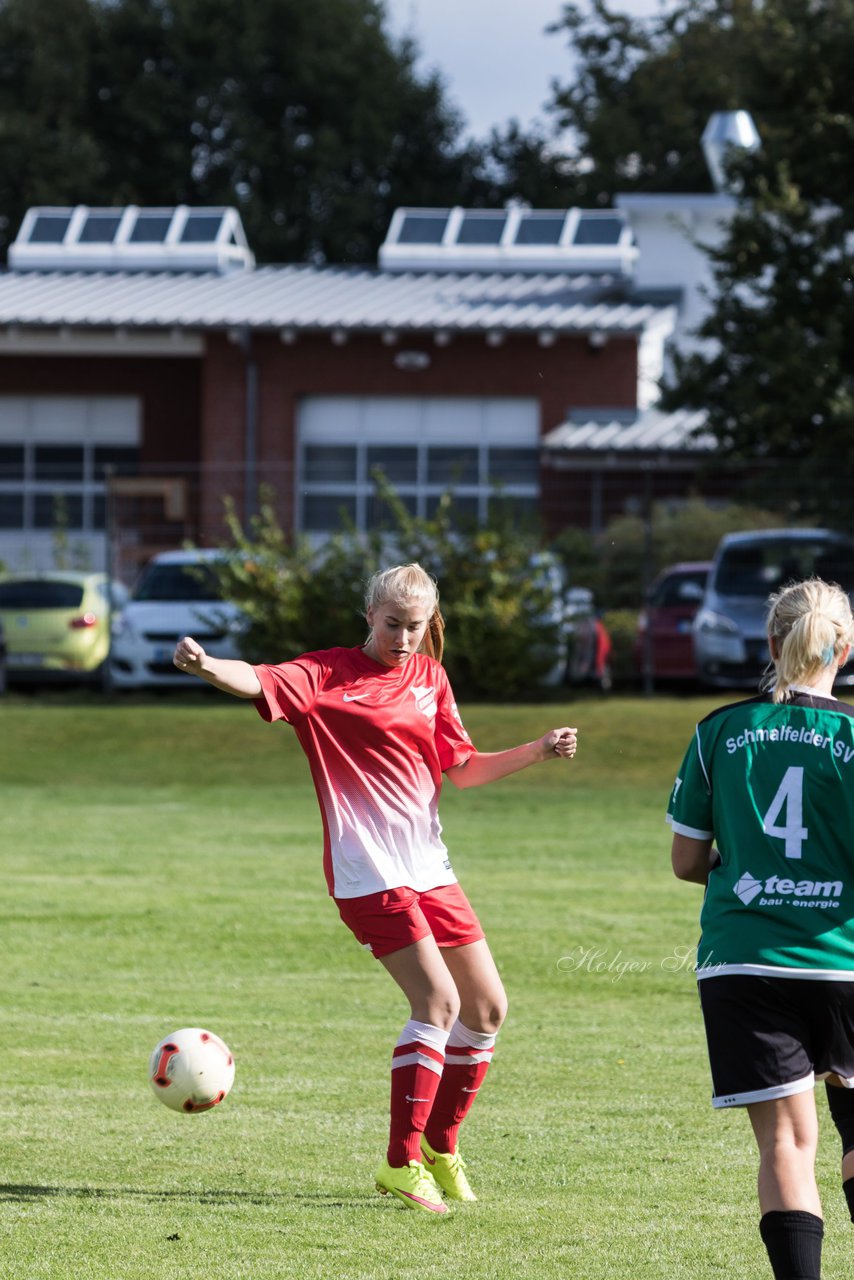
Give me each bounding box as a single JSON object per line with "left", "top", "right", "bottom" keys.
{"left": 667, "top": 691, "right": 854, "bottom": 978}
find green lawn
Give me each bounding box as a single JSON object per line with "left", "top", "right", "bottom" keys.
{"left": 0, "top": 693, "right": 850, "bottom": 1279}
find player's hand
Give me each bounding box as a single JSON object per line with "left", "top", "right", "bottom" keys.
{"left": 173, "top": 635, "right": 207, "bottom": 675}
{"left": 541, "top": 727, "right": 578, "bottom": 761}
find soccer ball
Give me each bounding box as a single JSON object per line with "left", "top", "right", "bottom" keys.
{"left": 149, "top": 1027, "right": 235, "bottom": 1114}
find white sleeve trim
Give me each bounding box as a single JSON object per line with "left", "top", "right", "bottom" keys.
{"left": 667, "top": 818, "right": 714, "bottom": 839}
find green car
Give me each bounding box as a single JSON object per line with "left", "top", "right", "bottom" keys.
{"left": 0, "top": 572, "right": 127, "bottom": 686}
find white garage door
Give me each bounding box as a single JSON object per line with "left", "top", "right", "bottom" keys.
{"left": 296, "top": 396, "right": 540, "bottom": 533}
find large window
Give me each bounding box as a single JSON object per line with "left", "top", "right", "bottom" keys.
{"left": 0, "top": 396, "right": 140, "bottom": 532}
{"left": 297, "top": 397, "right": 540, "bottom": 534}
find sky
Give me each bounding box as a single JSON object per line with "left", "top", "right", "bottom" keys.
{"left": 384, "top": 0, "right": 668, "bottom": 140}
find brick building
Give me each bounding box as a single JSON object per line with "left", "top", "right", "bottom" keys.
{"left": 0, "top": 202, "right": 707, "bottom": 576}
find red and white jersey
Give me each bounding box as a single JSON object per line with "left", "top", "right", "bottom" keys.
{"left": 253, "top": 647, "right": 476, "bottom": 898}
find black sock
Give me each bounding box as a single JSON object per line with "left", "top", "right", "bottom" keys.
{"left": 843, "top": 1177, "right": 854, "bottom": 1223}
{"left": 759, "top": 1211, "right": 823, "bottom": 1280}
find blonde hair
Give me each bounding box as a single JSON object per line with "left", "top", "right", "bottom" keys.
{"left": 364, "top": 563, "right": 445, "bottom": 662}
{"left": 763, "top": 577, "right": 854, "bottom": 702}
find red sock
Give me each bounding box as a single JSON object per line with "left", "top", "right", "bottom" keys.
{"left": 424, "top": 1021, "right": 496, "bottom": 1154}
{"left": 419, "top": 1024, "right": 494, "bottom": 1157}
{"left": 387, "top": 1020, "right": 449, "bottom": 1167}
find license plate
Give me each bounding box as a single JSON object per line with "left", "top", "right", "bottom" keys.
{"left": 153, "top": 646, "right": 175, "bottom": 664}
{"left": 11, "top": 652, "right": 45, "bottom": 666}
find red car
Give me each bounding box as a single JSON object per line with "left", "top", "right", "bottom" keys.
{"left": 635, "top": 562, "right": 712, "bottom": 682}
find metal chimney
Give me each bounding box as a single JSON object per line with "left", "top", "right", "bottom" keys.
{"left": 701, "top": 111, "right": 761, "bottom": 192}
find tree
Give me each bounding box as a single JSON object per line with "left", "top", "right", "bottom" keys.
{"left": 0, "top": 0, "right": 484, "bottom": 264}
{"left": 540, "top": 1, "right": 854, "bottom": 526}
{"left": 0, "top": 0, "right": 103, "bottom": 250}
{"left": 656, "top": 2, "right": 854, "bottom": 527}
{"left": 543, "top": 0, "right": 854, "bottom": 204}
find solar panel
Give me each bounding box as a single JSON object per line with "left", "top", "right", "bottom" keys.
{"left": 514, "top": 213, "right": 567, "bottom": 246}
{"left": 573, "top": 214, "right": 625, "bottom": 246}
{"left": 456, "top": 211, "right": 507, "bottom": 245}
{"left": 28, "top": 213, "right": 72, "bottom": 244}
{"left": 79, "top": 212, "right": 124, "bottom": 244}
{"left": 10, "top": 206, "right": 255, "bottom": 272}
{"left": 180, "top": 212, "right": 227, "bottom": 243}
{"left": 397, "top": 212, "right": 449, "bottom": 245}
{"left": 129, "top": 211, "right": 174, "bottom": 244}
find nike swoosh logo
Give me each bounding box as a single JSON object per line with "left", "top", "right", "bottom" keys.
{"left": 342, "top": 692, "right": 368, "bottom": 701}
{"left": 399, "top": 1190, "right": 447, "bottom": 1212}
{"left": 422, "top": 1152, "right": 436, "bottom": 1165}
{"left": 462, "top": 1087, "right": 479, "bottom": 1093}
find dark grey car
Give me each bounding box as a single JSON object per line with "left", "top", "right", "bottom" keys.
{"left": 693, "top": 528, "right": 854, "bottom": 688}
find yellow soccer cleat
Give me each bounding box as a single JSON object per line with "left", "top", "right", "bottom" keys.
{"left": 420, "top": 1136, "right": 477, "bottom": 1201}
{"left": 374, "top": 1158, "right": 449, "bottom": 1215}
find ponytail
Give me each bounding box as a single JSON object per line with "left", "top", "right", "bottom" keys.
{"left": 420, "top": 608, "right": 445, "bottom": 664}
{"left": 764, "top": 578, "right": 854, "bottom": 702}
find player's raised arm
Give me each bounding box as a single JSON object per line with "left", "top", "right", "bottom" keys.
{"left": 444, "top": 726, "right": 577, "bottom": 789}
{"left": 173, "top": 635, "right": 262, "bottom": 699}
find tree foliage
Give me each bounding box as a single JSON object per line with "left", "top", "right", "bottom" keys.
{"left": 544, "top": 0, "right": 854, "bottom": 203}
{"left": 0, "top": 0, "right": 484, "bottom": 263}
{"left": 542, "top": 1, "right": 854, "bottom": 526}
{"left": 654, "top": 2, "right": 854, "bottom": 527}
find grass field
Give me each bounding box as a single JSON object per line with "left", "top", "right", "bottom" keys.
{"left": 1, "top": 691, "right": 851, "bottom": 1279}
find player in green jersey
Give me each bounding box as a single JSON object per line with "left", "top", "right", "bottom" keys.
{"left": 668, "top": 578, "right": 854, "bottom": 1280}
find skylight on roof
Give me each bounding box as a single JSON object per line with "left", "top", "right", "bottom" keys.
{"left": 79, "top": 211, "right": 124, "bottom": 244}
{"left": 29, "top": 213, "right": 72, "bottom": 245}
{"left": 128, "top": 211, "right": 173, "bottom": 243}
{"left": 397, "top": 212, "right": 449, "bottom": 245}
{"left": 457, "top": 211, "right": 507, "bottom": 245}
{"left": 379, "top": 206, "right": 637, "bottom": 276}
{"left": 573, "top": 213, "right": 625, "bottom": 246}
{"left": 9, "top": 205, "right": 255, "bottom": 273}
{"left": 514, "top": 213, "right": 566, "bottom": 246}
{"left": 180, "top": 211, "right": 227, "bottom": 243}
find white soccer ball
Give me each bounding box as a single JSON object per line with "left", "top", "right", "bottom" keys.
{"left": 149, "top": 1027, "right": 235, "bottom": 1114}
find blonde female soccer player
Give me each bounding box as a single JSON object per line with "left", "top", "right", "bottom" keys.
{"left": 668, "top": 578, "right": 854, "bottom": 1280}
{"left": 174, "top": 563, "right": 577, "bottom": 1215}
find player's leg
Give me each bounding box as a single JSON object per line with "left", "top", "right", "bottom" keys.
{"left": 420, "top": 938, "right": 507, "bottom": 1199}
{"left": 826, "top": 1078, "right": 854, "bottom": 1223}
{"left": 336, "top": 889, "right": 458, "bottom": 1213}
{"left": 747, "top": 1092, "right": 823, "bottom": 1280}
{"left": 372, "top": 934, "right": 460, "bottom": 1212}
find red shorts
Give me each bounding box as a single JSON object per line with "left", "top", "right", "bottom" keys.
{"left": 335, "top": 883, "right": 485, "bottom": 960}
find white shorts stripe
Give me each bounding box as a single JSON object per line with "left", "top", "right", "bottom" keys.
{"left": 712, "top": 1071, "right": 815, "bottom": 1109}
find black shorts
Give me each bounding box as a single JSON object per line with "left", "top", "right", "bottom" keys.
{"left": 698, "top": 974, "right": 854, "bottom": 1108}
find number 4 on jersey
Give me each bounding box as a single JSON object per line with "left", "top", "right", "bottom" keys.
{"left": 762, "top": 766, "right": 808, "bottom": 859}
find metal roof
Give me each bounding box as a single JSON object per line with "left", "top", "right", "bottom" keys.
{"left": 543, "top": 408, "right": 713, "bottom": 453}
{"left": 0, "top": 266, "right": 676, "bottom": 335}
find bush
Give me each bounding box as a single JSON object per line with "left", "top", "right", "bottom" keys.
{"left": 569, "top": 498, "right": 785, "bottom": 611}
{"left": 601, "top": 609, "right": 641, "bottom": 685}
{"left": 206, "top": 481, "right": 563, "bottom": 700}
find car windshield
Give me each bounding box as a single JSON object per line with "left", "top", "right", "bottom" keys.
{"left": 0, "top": 580, "right": 85, "bottom": 609}
{"left": 714, "top": 539, "right": 854, "bottom": 597}
{"left": 132, "top": 562, "right": 224, "bottom": 602}
{"left": 652, "top": 570, "right": 708, "bottom": 607}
